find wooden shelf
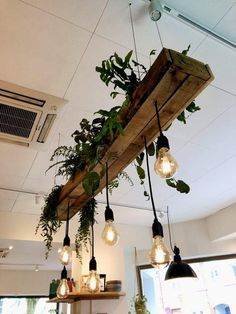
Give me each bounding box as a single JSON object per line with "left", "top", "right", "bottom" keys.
{"left": 56, "top": 47, "right": 214, "bottom": 220}
{"left": 48, "top": 291, "right": 126, "bottom": 303}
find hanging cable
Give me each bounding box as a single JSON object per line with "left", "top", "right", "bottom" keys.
{"left": 65, "top": 200, "right": 70, "bottom": 236}
{"left": 144, "top": 137, "right": 158, "bottom": 221}
{"left": 167, "top": 206, "right": 174, "bottom": 253}
{"left": 91, "top": 222, "right": 95, "bottom": 257}
{"left": 154, "top": 101, "right": 163, "bottom": 136}
{"left": 105, "top": 162, "right": 110, "bottom": 208}
{"left": 129, "top": 2, "right": 141, "bottom": 80}
{"left": 155, "top": 22, "right": 164, "bottom": 49}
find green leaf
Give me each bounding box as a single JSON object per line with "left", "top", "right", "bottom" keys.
{"left": 177, "top": 111, "right": 186, "bottom": 124}
{"left": 82, "top": 171, "right": 100, "bottom": 196}
{"left": 166, "top": 178, "right": 176, "bottom": 188}
{"left": 149, "top": 49, "right": 156, "bottom": 56}
{"left": 147, "top": 142, "right": 155, "bottom": 156}
{"left": 144, "top": 190, "right": 150, "bottom": 200}
{"left": 136, "top": 152, "right": 144, "bottom": 166}
{"left": 136, "top": 165, "right": 145, "bottom": 180}
{"left": 110, "top": 91, "right": 119, "bottom": 99}
{"left": 124, "top": 50, "right": 133, "bottom": 65}
{"left": 182, "top": 44, "right": 191, "bottom": 55}
{"left": 176, "top": 180, "right": 190, "bottom": 194}
{"left": 186, "top": 101, "right": 201, "bottom": 113}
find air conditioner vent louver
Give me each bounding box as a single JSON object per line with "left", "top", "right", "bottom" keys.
{"left": 0, "top": 80, "right": 66, "bottom": 150}
{"left": 0, "top": 103, "right": 37, "bottom": 138}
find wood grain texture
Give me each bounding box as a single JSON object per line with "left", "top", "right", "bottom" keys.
{"left": 56, "top": 48, "right": 214, "bottom": 220}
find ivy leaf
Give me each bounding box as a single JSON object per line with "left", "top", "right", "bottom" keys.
{"left": 82, "top": 171, "right": 100, "bottom": 196}
{"left": 124, "top": 50, "right": 133, "bottom": 65}
{"left": 144, "top": 190, "right": 150, "bottom": 200}
{"left": 147, "top": 142, "right": 155, "bottom": 156}
{"left": 176, "top": 180, "right": 190, "bottom": 194}
{"left": 182, "top": 44, "right": 191, "bottom": 55}
{"left": 136, "top": 166, "right": 145, "bottom": 180}
{"left": 186, "top": 101, "right": 201, "bottom": 113}
{"left": 110, "top": 91, "right": 119, "bottom": 99}
{"left": 166, "top": 178, "right": 176, "bottom": 188}
{"left": 136, "top": 152, "right": 144, "bottom": 166}
{"left": 149, "top": 49, "right": 156, "bottom": 56}
{"left": 177, "top": 111, "right": 186, "bottom": 124}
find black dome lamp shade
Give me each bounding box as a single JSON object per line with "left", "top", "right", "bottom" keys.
{"left": 165, "top": 246, "right": 197, "bottom": 280}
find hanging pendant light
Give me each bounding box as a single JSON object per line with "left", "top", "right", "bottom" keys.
{"left": 165, "top": 246, "right": 197, "bottom": 280}
{"left": 144, "top": 137, "right": 170, "bottom": 268}
{"left": 164, "top": 209, "right": 197, "bottom": 280}
{"left": 101, "top": 162, "right": 119, "bottom": 246}
{"left": 154, "top": 102, "right": 178, "bottom": 179}
{"left": 59, "top": 200, "right": 72, "bottom": 265}
{"left": 87, "top": 223, "right": 100, "bottom": 293}
{"left": 57, "top": 266, "right": 69, "bottom": 299}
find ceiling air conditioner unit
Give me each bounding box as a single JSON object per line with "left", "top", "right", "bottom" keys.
{"left": 0, "top": 80, "right": 66, "bottom": 149}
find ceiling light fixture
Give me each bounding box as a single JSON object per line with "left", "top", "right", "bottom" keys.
{"left": 165, "top": 208, "right": 197, "bottom": 280}
{"left": 57, "top": 266, "right": 69, "bottom": 299}
{"left": 144, "top": 137, "right": 170, "bottom": 268}
{"left": 154, "top": 102, "right": 178, "bottom": 179}
{"left": 149, "top": 0, "right": 162, "bottom": 21}
{"left": 59, "top": 200, "right": 72, "bottom": 266}
{"left": 87, "top": 223, "right": 100, "bottom": 293}
{"left": 101, "top": 162, "right": 119, "bottom": 246}
{"left": 165, "top": 245, "right": 197, "bottom": 280}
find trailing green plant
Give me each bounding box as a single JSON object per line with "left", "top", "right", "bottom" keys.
{"left": 35, "top": 185, "right": 63, "bottom": 258}
{"left": 75, "top": 198, "right": 97, "bottom": 261}
{"left": 38, "top": 46, "right": 200, "bottom": 257}
{"left": 128, "top": 294, "right": 150, "bottom": 314}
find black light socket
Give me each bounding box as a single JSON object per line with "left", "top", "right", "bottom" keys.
{"left": 61, "top": 266, "right": 67, "bottom": 279}
{"left": 152, "top": 218, "right": 164, "bottom": 237}
{"left": 63, "top": 234, "right": 70, "bottom": 247}
{"left": 173, "top": 245, "right": 181, "bottom": 263}
{"left": 105, "top": 206, "right": 114, "bottom": 221}
{"left": 157, "top": 134, "right": 170, "bottom": 151}
{"left": 89, "top": 256, "right": 97, "bottom": 271}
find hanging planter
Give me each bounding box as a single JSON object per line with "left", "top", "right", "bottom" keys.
{"left": 54, "top": 47, "right": 214, "bottom": 220}
{"left": 36, "top": 47, "right": 214, "bottom": 258}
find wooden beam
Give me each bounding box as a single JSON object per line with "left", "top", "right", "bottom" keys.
{"left": 56, "top": 48, "right": 214, "bottom": 220}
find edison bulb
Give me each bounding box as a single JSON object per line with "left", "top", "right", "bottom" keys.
{"left": 59, "top": 246, "right": 72, "bottom": 265}
{"left": 101, "top": 220, "right": 119, "bottom": 246}
{"left": 154, "top": 147, "right": 178, "bottom": 178}
{"left": 86, "top": 270, "right": 100, "bottom": 293}
{"left": 149, "top": 235, "right": 170, "bottom": 268}
{"left": 57, "top": 279, "right": 69, "bottom": 299}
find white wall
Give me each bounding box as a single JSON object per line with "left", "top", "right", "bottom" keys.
{"left": 0, "top": 270, "right": 59, "bottom": 295}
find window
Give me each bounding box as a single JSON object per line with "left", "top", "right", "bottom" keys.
{"left": 0, "top": 297, "right": 58, "bottom": 314}
{"left": 137, "top": 254, "right": 236, "bottom": 314}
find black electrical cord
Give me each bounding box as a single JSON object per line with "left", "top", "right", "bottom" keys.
{"left": 65, "top": 200, "right": 70, "bottom": 236}
{"left": 91, "top": 222, "right": 95, "bottom": 258}
{"left": 144, "top": 137, "right": 158, "bottom": 221}
{"left": 167, "top": 206, "right": 175, "bottom": 253}
{"left": 105, "top": 162, "right": 110, "bottom": 208}
{"left": 154, "top": 101, "right": 163, "bottom": 136}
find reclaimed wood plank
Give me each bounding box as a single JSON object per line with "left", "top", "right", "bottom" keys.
{"left": 56, "top": 48, "right": 214, "bottom": 220}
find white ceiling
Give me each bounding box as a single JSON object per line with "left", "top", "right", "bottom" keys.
{"left": 0, "top": 0, "right": 236, "bottom": 269}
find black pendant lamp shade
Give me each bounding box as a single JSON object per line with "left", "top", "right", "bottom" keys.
{"left": 165, "top": 246, "right": 197, "bottom": 280}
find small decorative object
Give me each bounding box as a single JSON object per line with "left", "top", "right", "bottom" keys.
{"left": 99, "top": 274, "right": 106, "bottom": 292}
{"left": 106, "top": 280, "right": 122, "bottom": 292}
{"left": 80, "top": 275, "right": 88, "bottom": 291}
